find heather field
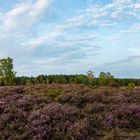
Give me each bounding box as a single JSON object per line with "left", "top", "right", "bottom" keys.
{"left": 0, "top": 84, "right": 140, "bottom": 140}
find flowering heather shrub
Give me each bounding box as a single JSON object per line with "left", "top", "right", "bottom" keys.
{"left": 0, "top": 107, "right": 29, "bottom": 139}
{"left": 0, "top": 85, "right": 140, "bottom": 139}
{"left": 127, "top": 93, "right": 140, "bottom": 104}
{"left": 127, "top": 104, "right": 140, "bottom": 129}
{"left": 83, "top": 93, "right": 103, "bottom": 103}
{"left": 27, "top": 103, "right": 79, "bottom": 140}
{"left": 105, "top": 112, "right": 129, "bottom": 128}
{"left": 9, "top": 87, "right": 24, "bottom": 94}
{"left": 83, "top": 92, "right": 113, "bottom": 104}
{"left": 105, "top": 104, "right": 140, "bottom": 129}
{"left": 111, "top": 94, "right": 127, "bottom": 104}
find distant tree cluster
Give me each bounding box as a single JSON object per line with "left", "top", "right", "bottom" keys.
{"left": 13, "top": 73, "right": 140, "bottom": 88}
{"left": 0, "top": 57, "right": 139, "bottom": 87}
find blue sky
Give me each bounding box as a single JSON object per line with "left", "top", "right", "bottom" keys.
{"left": 0, "top": 0, "right": 140, "bottom": 78}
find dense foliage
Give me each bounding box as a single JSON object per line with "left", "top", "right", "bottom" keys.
{"left": 13, "top": 74, "right": 140, "bottom": 88}
{"left": 0, "top": 84, "right": 140, "bottom": 139}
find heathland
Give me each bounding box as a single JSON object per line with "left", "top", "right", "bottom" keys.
{"left": 0, "top": 84, "right": 140, "bottom": 140}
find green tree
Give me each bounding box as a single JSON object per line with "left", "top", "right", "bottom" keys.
{"left": 74, "top": 74, "right": 88, "bottom": 84}
{"left": 98, "top": 72, "right": 108, "bottom": 86}
{"left": 0, "top": 57, "right": 16, "bottom": 86}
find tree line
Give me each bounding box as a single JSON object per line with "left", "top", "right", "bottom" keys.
{"left": 0, "top": 57, "right": 139, "bottom": 87}
{"left": 14, "top": 74, "right": 140, "bottom": 87}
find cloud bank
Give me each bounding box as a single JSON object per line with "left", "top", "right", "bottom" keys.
{"left": 0, "top": 0, "right": 140, "bottom": 77}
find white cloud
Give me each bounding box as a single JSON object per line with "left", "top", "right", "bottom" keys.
{"left": 86, "top": 6, "right": 108, "bottom": 18}
{"left": 0, "top": 0, "right": 50, "bottom": 31}
{"left": 134, "top": 2, "right": 140, "bottom": 9}
{"left": 112, "top": 23, "right": 140, "bottom": 43}
{"left": 22, "top": 28, "right": 62, "bottom": 50}
{"left": 111, "top": 10, "right": 137, "bottom": 20}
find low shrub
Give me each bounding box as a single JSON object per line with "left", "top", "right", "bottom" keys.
{"left": 128, "top": 83, "right": 135, "bottom": 89}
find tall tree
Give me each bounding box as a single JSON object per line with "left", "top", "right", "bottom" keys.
{"left": 87, "top": 70, "right": 94, "bottom": 80}
{"left": 0, "top": 57, "right": 16, "bottom": 86}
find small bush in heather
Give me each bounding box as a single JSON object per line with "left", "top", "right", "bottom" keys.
{"left": 47, "top": 89, "right": 61, "bottom": 100}
{"left": 128, "top": 83, "right": 135, "bottom": 89}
